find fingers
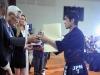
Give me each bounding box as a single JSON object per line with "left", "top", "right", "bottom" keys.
{"left": 27, "top": 35, "right": 39, "bottom": 43}
{"left": 24, "top": 44, "right": 33, "bottom": 50}
{"left": 27, "top": 33, "right": 48, "bottom": 43}
{"left": 37, "top": 34, "right": 48, "bottom": 43}
{"left": 6, "top": 68, "right": 13, "bottom": 75}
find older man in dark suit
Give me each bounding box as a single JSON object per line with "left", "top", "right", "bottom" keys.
{"left": 0, "top": 0, "right": 37, "bottom": 75}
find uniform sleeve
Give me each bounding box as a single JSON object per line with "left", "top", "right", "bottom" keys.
{"left": 55, "top": 35, "right": 74, "bottom": 52}
{"left": 56, "top": 31, "right": 84, "bottom": 51}
{"left": 56, "top": 41, "right": 64, "bottom": 52}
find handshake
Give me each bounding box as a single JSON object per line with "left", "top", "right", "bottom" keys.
{"left": 27, "top": 31, "right": 44, "bottom": 43}
{"left": 25, "top": 32, "right": 47, "bottom": 50}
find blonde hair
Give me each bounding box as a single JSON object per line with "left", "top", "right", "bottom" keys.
{"left": 16, "top": 14, "right": 27, "bottom": 37}
{"left": 16, "top": 23, "right": 21, "bottom": 37}
{"left": 16, "top": 22, "right": 26, "bottom": 37}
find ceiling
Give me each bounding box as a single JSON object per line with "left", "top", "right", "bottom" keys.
{"left": 16, "top": 0, "right": 100, "bottom": 6}
{"left": 17, "top": 0, "right": 56, "bottom": 6}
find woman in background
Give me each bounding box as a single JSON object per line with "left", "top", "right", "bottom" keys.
{"left": 13, "top": 14, "right": 27, "bottom": 75}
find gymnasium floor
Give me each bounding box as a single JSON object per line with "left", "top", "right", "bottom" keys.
{"left": 29, "top": 53, "right": 100, "bottom": 75}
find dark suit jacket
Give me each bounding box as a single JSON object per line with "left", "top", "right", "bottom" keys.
{"left": 14, "top": 31, "right": 25, "bottom": 51}
{"left": 11, "top": 26, "right": 17, "bottom": 37}
{"left": 0, "top": 16, "right": 25, "bottom": 67}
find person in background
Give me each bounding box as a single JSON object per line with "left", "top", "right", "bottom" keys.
{"left": 28, "top": 50, "right": 33, "bottom": 72}
{"left": 43, "top": 52, "right": 50, "bottom": 70}
{"left": 32, "top": 31, "right": 45, "bottom": 75}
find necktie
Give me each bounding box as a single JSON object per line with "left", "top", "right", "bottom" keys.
{"left": 8, "top": 26, "right": 14, "bottom": 36}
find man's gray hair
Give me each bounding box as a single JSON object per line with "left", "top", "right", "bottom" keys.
{"left": 8, "top": 5, "right": 23, "bottom": 16}
{"left": 0, "top": 0, "right": 8, "bottom": 8}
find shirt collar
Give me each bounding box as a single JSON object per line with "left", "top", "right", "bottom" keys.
{"left": 6, "top": 22, "right": 10, "bottom": 27}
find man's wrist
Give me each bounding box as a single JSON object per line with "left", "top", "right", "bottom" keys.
{"left": 1, "top": 62, "right": 11, "bottom": 70}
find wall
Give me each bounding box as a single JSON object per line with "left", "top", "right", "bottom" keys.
{"left": 16, "top": 0, "right": 100, "bottom": 36}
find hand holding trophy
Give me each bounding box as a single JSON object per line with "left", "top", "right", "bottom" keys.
{"left": 36, "top": 31, "right": 49, "bottom": 43}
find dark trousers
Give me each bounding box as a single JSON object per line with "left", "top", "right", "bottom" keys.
{"left": 0, "top": 68, "right": 6, "bottom": 75}
{"left": 33, "top": 51, "right": 44, "bottom": 75}
{"left": 6, "top": 53, "right": 15, "bottom": 74}
{"left": 64, "top": 62, "right": 88, "bottom": 75}
{"left": 43, "top": 52, "right": 50, "bottom": 69}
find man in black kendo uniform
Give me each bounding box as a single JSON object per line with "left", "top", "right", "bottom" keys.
{"left": 38, "top": 12, "right": 88, "bottom": 75}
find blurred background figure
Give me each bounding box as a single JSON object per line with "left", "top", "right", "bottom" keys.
{"left": 32, "top": 31, "right": 45, "bottom": 75}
